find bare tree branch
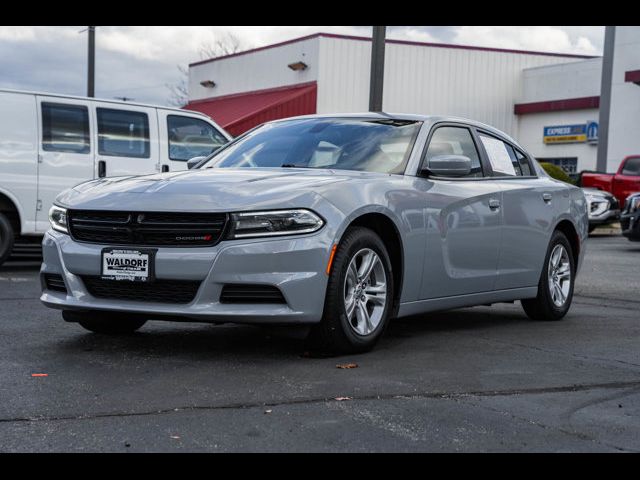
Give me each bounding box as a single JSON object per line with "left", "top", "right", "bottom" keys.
{"left": 167, "top": 33, "right": 245, "bottom": 107}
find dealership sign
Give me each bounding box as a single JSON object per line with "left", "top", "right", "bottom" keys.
{"left": 543, "top": 122, "right": 598, "bottom": 144}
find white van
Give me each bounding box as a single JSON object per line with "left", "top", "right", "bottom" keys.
{"left": 0, "top": 89, "right": 231, "bottom": 265}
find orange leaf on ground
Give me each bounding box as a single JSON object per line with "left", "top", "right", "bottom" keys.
{"left": 336, "top": 363, "right": 358, "bottom": 369}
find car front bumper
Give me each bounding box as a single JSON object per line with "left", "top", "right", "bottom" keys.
{"left": 40, "top": 230, "right": 332, "bottom": 324}
{"left": 588, "top": 208, "right": 620, "bottom": 227}
{"left": 621, "top": 212, "right": 640, "bottom": 241}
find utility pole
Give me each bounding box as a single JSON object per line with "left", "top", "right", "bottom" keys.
{"left": 597, "top": 26, "right": 616, "bottom": 172}
{"left": 87, "top": 26, "right": 96, "bottom": 97}
{"left": 369, "top": 26, "right": 386, "bottom": 112}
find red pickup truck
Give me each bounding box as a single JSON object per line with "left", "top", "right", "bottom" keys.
{"left": 581, "top": 155, "right": 640, "bottom": 206}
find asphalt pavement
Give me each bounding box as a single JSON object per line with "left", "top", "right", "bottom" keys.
{"left": 1, "top": 231, "right": 639, "bottom": 452}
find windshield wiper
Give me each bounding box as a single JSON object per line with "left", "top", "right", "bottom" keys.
{"left": 281, "top": 164, "right": 312, "bottom": 168}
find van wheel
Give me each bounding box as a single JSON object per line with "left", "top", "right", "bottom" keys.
{"left": 0, "top": 213, "right": 15, "bottom": 267}
{"left": 62, "top": 310, "right": 147, "bottom": 334}
{"left": 521, "top": 231, "right": 575, "bottom": 321}
{"left": 307, "top": 227, "right": 394, "bottom": 354}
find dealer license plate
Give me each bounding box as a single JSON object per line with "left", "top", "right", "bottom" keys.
{"left": 101, "top": 249, "right": 155, "bottom": 282}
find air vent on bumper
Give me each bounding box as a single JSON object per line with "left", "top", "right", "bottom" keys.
{"left": 43, "top": 274, "right": 68, "bottom": 294}
{"left": 220, "top": 284, "right": 286, "bottom": 304}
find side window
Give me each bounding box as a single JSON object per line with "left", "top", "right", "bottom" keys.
{"left": 515, "top": 148, "right": 533, "bottom": 176}
{"left": 425, "top": 126, "right": 483, "bottom": 178}
{"left": 97, "top": 108, "right": 150, "bottom": 158}
{"left": 167, "top": 115, "right": 227, "bottom": 162}
{"left": 622, "top": 157, "right": 640, "bottom": 176}
{"left": 479, "top": 134, "right": 520, "bottom": 177}
{"left": 42, "top": 103, "right": 90, "bottom": 154}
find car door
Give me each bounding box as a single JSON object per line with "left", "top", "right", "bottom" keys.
{"left": 419, "top": 124, "right": 503, "bottom": 300}
{"left": 36, "top": 96, "right": 95, "bottom": 230}
{"left": 93, "top": 103, "right": 159, "bottom": 178}
{"left": 613, "top": 156, "right": 640, "bottom": 207}
{"left": 157, "top": 110, "right": 230, "bottom": 173}
{"left": 476, "top": 131, "right": 555, "bottom": 290}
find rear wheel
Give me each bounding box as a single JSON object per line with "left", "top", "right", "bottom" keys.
{"left": 63, "top": 310, "right": 147, "bottom": 334}
{"left": 521, "top": 231, "right": 575, "bottom": 321}
{"left": 0, "top": 213, "right": 15, "bottom": 267}
{"left": 307, "top": 227, "right": 394, "bottom": 354}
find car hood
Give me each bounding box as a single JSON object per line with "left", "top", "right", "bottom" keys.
{"left": 56, "top": 167, "right": 381, "bottom": 212}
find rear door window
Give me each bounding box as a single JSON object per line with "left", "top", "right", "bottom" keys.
{"left": 622, "top": 157, "right": 640, "bottom": 175}
{"left": 479, "top": 134, "right": 520, "bottom": 177}
{"left": 97, "top": 108, "right": 150, "bottom": 158}
{"left": 42, "top": 103, "right": 90, "bottom": 154}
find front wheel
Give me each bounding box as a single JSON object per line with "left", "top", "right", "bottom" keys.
{"left": 63, "top": 310, "right": 147, "bottom": 334}
{"left": 521, "top": 230, "right": 575, "bottom": 321}
{"left": 307, "top": 227, "right": 394, "bottom": 354}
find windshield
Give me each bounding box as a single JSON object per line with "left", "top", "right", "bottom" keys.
{"left": 203, "top": 118, "right": 422, "bottom": 174}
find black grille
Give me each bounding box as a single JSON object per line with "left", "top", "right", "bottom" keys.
{"left": 43, "top": 274, "right": 67, "bottom": 293}
{"left": 82, "top": 276, "right": 200, "bottom": 304}
{"left": 68, "top": 210, "right": 228, "bottom": 247}
{"left": 220, "top": 284, "right": 286, "bottom": 304}
{"left": 610, "top": 197, "right": 620, "bottom": 211}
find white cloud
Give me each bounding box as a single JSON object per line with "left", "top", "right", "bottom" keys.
{"left": 451, "top": 26, "right": 602, "bottom": 55}
{"left": 0, "top": 26, "right": 605, "bottom": 106}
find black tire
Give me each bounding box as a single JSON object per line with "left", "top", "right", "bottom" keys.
{"left": 0, "top": 212, "right": 15, "bottom": 267}
{"left": 521, "top": 230, "right": 575, "bottom": 321}
{"left": 307, "top": 227, "right": 394, "bottom": 354}
{"left": 62, "top": 310, "right": 147, "bottom": 334}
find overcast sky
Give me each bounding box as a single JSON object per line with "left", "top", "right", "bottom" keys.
{"left": 0, "top": 26, "right": 604, "bottom": 106}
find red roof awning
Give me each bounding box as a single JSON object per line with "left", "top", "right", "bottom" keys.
{"left": 184, "top": 82, "right": 317, "bottom": 136}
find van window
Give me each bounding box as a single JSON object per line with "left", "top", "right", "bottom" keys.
{"left": 97, "top": 108, "right": 150, "bottom": 158}
{"left": 167, "top": 115, "right": 227, "bottom": 161}
{"left": 42, "top": 103, "right": 90, "bottom": 154}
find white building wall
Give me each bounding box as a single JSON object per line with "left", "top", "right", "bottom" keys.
{"left": 516, "top": 109, "right": 599, "bottom": 170}
{"left": 520, "top": 58, "right": 602, "bottom": 102}
{"left": 516, "top": 59, "right": 602, "bottom": 171}
{"left": 316, "top": 36, "right": 581, "bottom": 137}
{"left": 188, "top": 37, "right": 319, "bottom": 101}
{"left": 607, "top": 26, "right": 640, "bottom": 172}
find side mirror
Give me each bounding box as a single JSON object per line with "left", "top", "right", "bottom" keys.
{"left": 422, "top": 155, "right": 472, "bottom": 177}
{"left": 187, "top": 156, "right": 207, "bottom": 170}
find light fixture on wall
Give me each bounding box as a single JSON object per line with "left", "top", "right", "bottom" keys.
{"left": 288, "top": 61, "right": 308, "bottom": 71}
{"left": 200, "top": 80, "right": 217, "bottom": 88}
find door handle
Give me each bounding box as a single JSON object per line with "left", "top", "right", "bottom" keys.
{"left": 542, "top": 193, "right": 552, "bottom": 203}
{"left": 161, "top": 165, "right": 169, "bottom": 173}
{"left": 98, "top": 160, "right": 106, "bottom": 178}
{"left": 489, "top": 198, "right": 501, "bottom": 210}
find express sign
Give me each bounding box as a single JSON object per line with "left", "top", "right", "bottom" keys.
{"left": 543, "top": 124, "right": 588, "bottom": 144}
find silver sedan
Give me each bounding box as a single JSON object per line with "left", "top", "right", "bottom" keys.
{"left": 41, "top": 114, "right": 588, "bottom": 353}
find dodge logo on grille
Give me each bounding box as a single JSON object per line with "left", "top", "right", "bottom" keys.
{"left": 175, "top": 234, "right": 213, "bottom": 241}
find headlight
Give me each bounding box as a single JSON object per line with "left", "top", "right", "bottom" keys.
{"left": 48, "top": 205, "right": 68, "bottom": 234}
{"left": 226, "top": 209, "right": 324, "bottom": 239}
{"left": 629, "top": 196, "right": 640, "bottom": 213}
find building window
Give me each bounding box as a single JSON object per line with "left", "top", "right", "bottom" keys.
{"left": 537, "top": 157, "right": 578, "bottom": 174}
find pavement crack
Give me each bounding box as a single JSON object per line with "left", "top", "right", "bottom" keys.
{"left": 2, "top": 380, "right": 640, "bottom": 425}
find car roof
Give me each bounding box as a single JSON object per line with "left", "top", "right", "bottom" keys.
{"left": 268, "top": 112, "right": 520, "bottom": 147}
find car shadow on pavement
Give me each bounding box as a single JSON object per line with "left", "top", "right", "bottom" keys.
{"left": 54, "top": 322, "right": 309, "bottom": 360}
{"left": 52, "top": 306, "right": 526, "bottom": 360}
